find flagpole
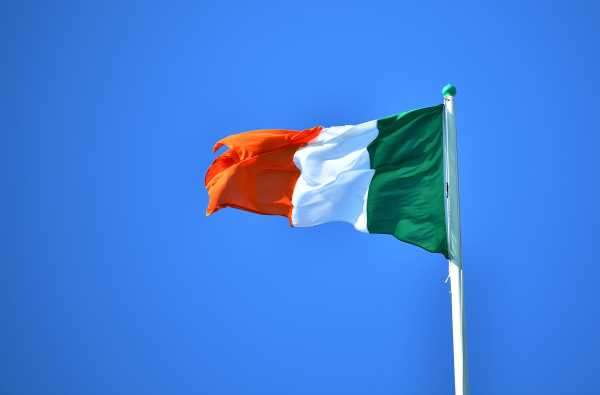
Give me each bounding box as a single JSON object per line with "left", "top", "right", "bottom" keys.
{"left": 442, "top": 84, "right": 468, "bottom": 395}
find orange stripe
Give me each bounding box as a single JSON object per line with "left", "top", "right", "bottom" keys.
{"left": 205, "top": 126, "right": 322, "bottom": 221}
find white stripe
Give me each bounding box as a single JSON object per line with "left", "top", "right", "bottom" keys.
{"left": 291, "top": 120, "right": 378, "bottom": 231}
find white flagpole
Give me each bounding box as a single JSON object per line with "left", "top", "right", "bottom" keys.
{"left": 442, "top": 84, "right": 468, "bottom": 395}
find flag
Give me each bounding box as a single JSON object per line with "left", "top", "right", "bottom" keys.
{"left": 205, "top": 104, "right": 448, "bottom": 257}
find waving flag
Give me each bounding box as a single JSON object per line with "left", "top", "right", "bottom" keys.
{"left": 205, "top": 104, "right": 448, "bottom": 257}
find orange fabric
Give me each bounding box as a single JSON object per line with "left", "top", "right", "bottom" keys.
{"left": 205, "top": 126, "right": 322, "bottom": 221}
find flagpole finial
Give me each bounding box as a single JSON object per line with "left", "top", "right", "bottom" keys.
{"left": 442, "top": 84, "right": 457, "bottom": 97}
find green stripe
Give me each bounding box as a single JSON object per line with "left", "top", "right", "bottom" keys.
{"left": 366, "top": 104, "right": 448, "bottom": 258}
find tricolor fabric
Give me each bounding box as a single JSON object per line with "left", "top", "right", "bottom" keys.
{"left": 205, "top": 105, "right": 448, "bottom": 257}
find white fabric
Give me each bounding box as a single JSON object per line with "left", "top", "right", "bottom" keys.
{"left": 291, "top": 120, "right": 378, "bottom": 231}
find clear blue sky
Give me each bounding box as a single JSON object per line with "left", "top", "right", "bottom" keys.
{"left": 5, "top": 1, "right": 600, "bottom": 394}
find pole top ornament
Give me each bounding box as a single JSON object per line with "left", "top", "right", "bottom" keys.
{"left": 442, "top": 84, "right": 457, "bottom": 97}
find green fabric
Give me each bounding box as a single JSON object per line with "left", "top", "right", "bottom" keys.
{"left": 367, "top": 105, "right": 448, "bottom": 258}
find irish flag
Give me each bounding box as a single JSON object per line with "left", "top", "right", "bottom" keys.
{"left": 205, "top": 104, "right": 448, "bottom": 257}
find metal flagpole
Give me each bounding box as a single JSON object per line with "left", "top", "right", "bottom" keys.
{"left": 442, "top": 84, "right": 468, "bottom": 395}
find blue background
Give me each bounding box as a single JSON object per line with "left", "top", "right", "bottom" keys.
{"left": 5, "top": 1, "right": 600, "bottom": 394}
